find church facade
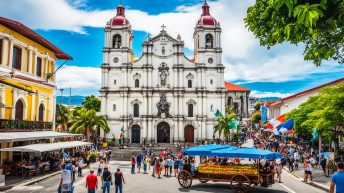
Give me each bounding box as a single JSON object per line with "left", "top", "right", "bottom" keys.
{"left": 100, "top": 2, "right": 250, "bottom": 144}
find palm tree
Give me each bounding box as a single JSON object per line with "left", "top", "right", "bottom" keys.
{"left": 213, "top": 106, "right": 237, "bottom": 141}
{"left": 69, "top": 107, "right": 109, "bottom": 140}
{"left": 56, "top": 104, "right": 70, "bottom": 132}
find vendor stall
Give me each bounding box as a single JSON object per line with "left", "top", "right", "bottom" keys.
{"left": 178, "top": 145, "right": 282, "bottom": 193}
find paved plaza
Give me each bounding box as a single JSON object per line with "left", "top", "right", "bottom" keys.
{"left": 6, "top": 160, "right": 326, "bottom": 193}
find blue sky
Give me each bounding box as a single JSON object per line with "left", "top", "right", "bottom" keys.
{"left": 1, "top": 0, "right": 343, "bottom": 98}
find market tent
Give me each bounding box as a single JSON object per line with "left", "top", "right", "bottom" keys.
{"left": 182, "top": 144, "right": 235, "bottom": 156}
{"left": 0, "top": 141, "right": 92, "bottom": 152}
{"left": 212, "top": 147, "right": 282, "bottom": 160}
{"left": 0, "top": 131, "right": 82, "bottom": 143}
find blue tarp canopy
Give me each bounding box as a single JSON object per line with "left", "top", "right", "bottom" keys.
{"left": 182, "top": 144, "right": 234, "bottom": 156}
{"left": 212, "top": 147, "right": 282, "bottom": 160}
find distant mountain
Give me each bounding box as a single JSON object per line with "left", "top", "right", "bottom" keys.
{"left": 56, "top": 95, "right": 85, "bottom": 106}
{"left": 258, "top": 97, "right": 281, "bottom": 102}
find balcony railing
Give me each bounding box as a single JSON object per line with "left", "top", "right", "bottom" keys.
{"left": 0, "top": 119, "right": 53, "bottom": 131}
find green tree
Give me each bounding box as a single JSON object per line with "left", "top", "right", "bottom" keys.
{"left": 254, "top": 103, "right": 261, "bottom": 112}
{"left": 213, "top": 106, "right": 238, "bottom": 141}
{"left": 82, "top": 95, "right": 101, "bottom": 112}
{"left": 69, "top": 107, "right": 109, "bottom": 140}
{"left": 287, "top": 83, "right": 344, "bottom": 145}
{"left": 56, "top": 104, "right": 70, "bottom": 132}
{"left": 245, "top": 0, "right": 344, "bottom": 66}
{"left": 252, "top": 112, "right": 262, "bottom": 123}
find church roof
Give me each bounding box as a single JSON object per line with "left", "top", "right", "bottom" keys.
{"left": 0, "top": 17, "right": 72, "bottom": 60}
{"left": 110, "top": 3, "right": 130, "bottom": 26}
{"left": 197, "top": 1, "right": 218, "bottom": 26}
{"left": 224, "top": 82, "right": 250, "bottom": 92}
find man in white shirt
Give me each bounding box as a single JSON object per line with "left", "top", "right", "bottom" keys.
{"left": 60, "top": 167, "right": 72, "bottom": 193}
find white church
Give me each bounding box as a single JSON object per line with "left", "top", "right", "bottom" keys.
{"left": 100, "top": 2, "right": 250, "bottom": 144}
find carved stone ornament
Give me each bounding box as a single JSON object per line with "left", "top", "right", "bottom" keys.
{"left": 156, "top": 92, "right": 171, "bottom": 118}
{"left": 186, "top": 73, "right": 194, "bottom": 80}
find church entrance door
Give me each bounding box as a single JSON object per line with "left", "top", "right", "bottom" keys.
{"left": 131, "top": 125, "right": 140, "bottom": 143}
{"left": 157, "top": 122, "right": 170, "bottom": 143}
{"left": 184, "top": 125, "right": 194, "bottom": 143}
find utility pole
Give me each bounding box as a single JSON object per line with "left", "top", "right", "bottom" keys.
{"left": 59, "top": 88, "right": 64, "bottom": 104}
{"left": 69, "top": 86, "right": 71, "bottom": 107}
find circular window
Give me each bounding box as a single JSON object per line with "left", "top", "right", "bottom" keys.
{"left": 113, "top": 57, "right": 119, "bottom": 63}
{"left": 208, "top": 57, "right": 214, "bottom": 64}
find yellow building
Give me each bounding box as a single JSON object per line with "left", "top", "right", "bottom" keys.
{"left": 0, "top": 17, "right": 72, "bottom": 165}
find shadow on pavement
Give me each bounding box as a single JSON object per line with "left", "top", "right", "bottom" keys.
{"left": 178, "top": 183, "right": 289, "bottom": 193}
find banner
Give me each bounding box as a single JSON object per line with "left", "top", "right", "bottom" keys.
{"left": 261, "top": 105, "right": 267, "bottom": 122}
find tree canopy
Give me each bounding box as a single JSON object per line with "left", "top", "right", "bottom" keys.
{"left": 252, "top": 112, "right": 262, "bottom": 124}
{"left": 245, "top": 0, "right": 344, "bottom": 66}
{"left": 82, "top": 95, "right": 101, "bottom": 112}
{"left": 55, "top": 104, "right": 70, "bottom": 131}
{"left": 213, "top": 106, "right": 239, "bottom": 140}
{"left": 69, "top": 107, "right": 109, "bottom": 140}
{"left": 286, "top": 83, "right": 344, "bottom": 141}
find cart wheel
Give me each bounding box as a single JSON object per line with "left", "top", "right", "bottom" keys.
{"left": 178, "top": 170, "right": 193, "bottom": 188}
{"left": 199, "top": 179, "right": 209, "bottom": 183}
{"left": 231, "top": 174, "right": 250, "bottom": 193}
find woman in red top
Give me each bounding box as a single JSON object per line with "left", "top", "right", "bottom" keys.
{"left": 131, "top": 154, "right": 136, "bottom": 174}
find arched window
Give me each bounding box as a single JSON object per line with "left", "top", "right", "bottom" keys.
{"left": 227, "top": 97, "right": 233, "bottom": 106}
{"left": 133, "top": 104, "right": 139, "bottom": 117}
{"left": 114, "top": 79, "right": 116, "bottom": 85}
{"left": 135, "top": 79, "right": 139, "bottom": 88}
{"left": 15, "top": 99, "right": 24, "bottom": 120}
{"left": 113, "top": 34, "right": 121, "bottom": 49}
{"left": 188, "top": 80, "right": 192, "bottom": 88}
{"left": 210, "top": 79, "right": 213, "bottom": 85}
{"left": 188, "top": 104, "right": 193, "bottom": 117}
{"left": 113, "top": 104, "right": 116, "bottom": 111}
{"left": 205, "top": 34, "right": 213, "bottom": 49}
{"left": 38, "top": 103, "right": 44, "bottom": 122}
{"left": 162, "top": 46, "right": 165, "bottom": 55}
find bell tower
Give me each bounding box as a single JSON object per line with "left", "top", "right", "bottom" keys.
{"left": 103, "top": 3, "right": 133, "bottom": 67}
{"left": 193, "top": 1, "right": 222, "bottom": 66}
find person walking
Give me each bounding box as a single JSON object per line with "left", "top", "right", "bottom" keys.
{"left": 60, "top": 166, "right": 72, "bottom": 193}
{"left": 114, "top": 168, "right": 125, "bottom": 193}
{"left": 168, "top": 156, "right": 173, "bottom": 176}
{"left": 98, "top": 160, "right": 105, "bottom": 176}
{"left": 86, "top": 169, "right": 98, "bottom": 193}
{"left": 101, "top": 165, "right": 112, "bottom": 193}
{"left": 156, "top": 157, "right": 162, "bottom": 179}
{"left": 330, "top": 162, "right": 344, "bottom": 193}
{"left": 304, "top": 160, "right": 313, "bottom": 182}
{"left": 137, "top": 152, "right": 143, "bottom": 173}
{"left": 131, "top": 154, "right": 136, "bottom": 174}
{"left": 143, "top": 155, "right": 148, "bottom": 174}
{"left": 320, "top": 155, "right": 327, "bottom": 176}
{"left": 287, "top": 155, "right": 294, "bottom": 172}
{"left": 173, "top": 157, "right": 179, "bottom": 177}
{"left": 151, "top": 157, "right": 156, "bottom": 177}
{"left": 164, "top": 157, "right": 169, "bottom": 176}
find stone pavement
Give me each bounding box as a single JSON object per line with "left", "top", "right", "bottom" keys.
{"left": 283, "top": 164, "right": 331, "bottom": 191}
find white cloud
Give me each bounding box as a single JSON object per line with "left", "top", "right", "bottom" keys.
{"left": 56, "top": 65, "right": 100, "bottom": 90}
{"left": 250, "top": 90, "right": 293, "bottom": 99}
{"left": 2, "top": 0, "right": 342, "bottom": 94}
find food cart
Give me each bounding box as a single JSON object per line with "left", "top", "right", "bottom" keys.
{"left": 178, "top": 145, "right": 282, "bottom": 193}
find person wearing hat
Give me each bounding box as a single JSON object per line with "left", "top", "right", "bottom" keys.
{"left": 86, "top": 169, "right": 98, "bottom": 193}
{"left": 101, "top": 165, "right": 112, "bottom": 193}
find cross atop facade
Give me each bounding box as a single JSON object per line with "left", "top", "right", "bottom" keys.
{"left": 161, "top": 24, "right": 166, "bottom": 31}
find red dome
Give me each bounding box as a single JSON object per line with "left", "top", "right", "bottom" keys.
{"left": 197, "top": 2, "right": 217, "bottom": 26}
{"left": 110, "top": 4, "right": 130, "bottom": 26}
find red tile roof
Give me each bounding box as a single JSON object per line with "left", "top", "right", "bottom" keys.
{"left": 224, "top": 82, "right": 250, "bottom": 91}
{"left": 0, "top": 17, "right": 72, "bottom": 60}
{"left": 269, "top": 78, "right": 344, "bottom": 107}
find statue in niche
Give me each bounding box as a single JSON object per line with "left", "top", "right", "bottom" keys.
{"left": 158, "top": 63, "right": 169, "bottom": 87}
{"left": 157, "top": 92, "right": 171, "bottom": 118}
